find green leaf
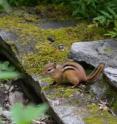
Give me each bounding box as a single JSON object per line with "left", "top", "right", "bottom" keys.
{"left": 0, "top": 0, "right": 11, "bottom": 12}
{"left": 100, "top": 10, "right": 112, "bottom": 19}
{"left": 0, "top": 61, "right": 22, "bottom": 80}
{"left": 107, "top": 7, "right": 117, "bottom": 18}
{"left": 94, "top": 16, "right": 106, "bottom": 25}
{"left": 11, "top": 103, "right": 48, "bottom": 124}
{"left": 105, "top": 31, "right": 117, "bottom": 38}
{"left": 0, "top": 61, "right": 9, "bottom": 71}
{"left": 0, "top": 71, "right": 21, "bottom": 80}
{"left": 72, "top": 9, "right": 79, "bottom": 16}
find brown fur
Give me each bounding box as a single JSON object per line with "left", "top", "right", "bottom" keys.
{"left": 43, "top": 61, "right": 105, "bottom": 87}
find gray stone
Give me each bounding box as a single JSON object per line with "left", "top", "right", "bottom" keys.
{"left": 1, "top": 110, "right": 11, "bottom": 120}
{"left": 9, "top": 91, "right": 25, "bottom": 105}
{"left": 104, "top": 67, "right": 117, "bottom": 88}
{"left": 39, "top": 19, "right": 76, "bottom": 29}
{"left": 0, "top": 30, "right": 17, "bottom": 41}
{"left": 70, "top": 39, "right": 117, "bottom": 88}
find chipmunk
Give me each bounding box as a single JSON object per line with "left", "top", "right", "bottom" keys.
{"left": 43, "top": 61, "right": 105, "bottom": 87}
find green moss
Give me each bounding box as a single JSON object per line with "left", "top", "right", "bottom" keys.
{"left": 41, "top": 83, "right": 80, "bottom": 99}
{"left": 112, "top": 102, "right": 117, "bottom": 113}
{"left": 0, "top": 8, "right": 106, "bottom": 75}
{"left": 84, "top": 116, "right": 104, "bottom": 124}
{"left": 41, "top": 77, "right": 53, "bottom": 84}
{"left": 84, "top": 114, "right": 117, "bottom": 124}
{"left": 87, "top": 103, "right": 99, "bottom": 114}
{"left": 62, "top": 88, "right": 77, "bottom": 97}
{"left": 104, "top": 47, "right": 113, "bottom": 53}
{"left": 42, "top": 85, "right": 51, "bottom": 91}
{"left": 74, "top": 23, "right": 106, "bottom": 41}
{"left": 84, "top": 103, "right": 117, "bottom": 124}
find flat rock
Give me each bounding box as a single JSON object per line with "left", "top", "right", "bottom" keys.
{"left": 39, "top": 19, "right": 76, "bottom": 29}
{"left": 70, "top": 39, "right": 117, "bottom": 88}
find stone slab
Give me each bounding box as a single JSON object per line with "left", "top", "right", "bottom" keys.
{"left": 70, "top": 39, "right": 117, "bottom": 88}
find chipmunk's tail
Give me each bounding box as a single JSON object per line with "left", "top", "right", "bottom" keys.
{"left": 86, "top": 63, "right": 105, "bottom": 82}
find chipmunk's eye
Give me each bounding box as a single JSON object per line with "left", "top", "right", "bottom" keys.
{"left": 47, "top": 68, "right": 54, "bottom": 73}
{"left": 48, "top": 68, "right": 52, "bottom": 72}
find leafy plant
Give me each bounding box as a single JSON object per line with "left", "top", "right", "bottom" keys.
{"left": 1, "top": 0, "right": 117, "bottom": 27}
{"left": 37, "top": 0, "right": 117, "bottom": 27}
{"left": 94, "top": 7, "right": 117, "bottom": 26}
{"left": 69, "top": 0, "right": 117, "bottom": 26}
{"left": 105, "top": 20, "right": 117, "bottom": 38}
{"left": 11, "top": 103, "right": 48, "bottom": 124}
{"left": 70, "top": 0, "right": 98, "bottom": 18}
{"left": 0, "top": 0, "right": 11, "bottom": 12}
{"left": 0, "top": 61, "right": 21, "bottom": 80}
{"left": 7, "top": 0, "right": 38, "bottom": 6}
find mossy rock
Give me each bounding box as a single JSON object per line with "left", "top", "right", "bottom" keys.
{"left": 0, "top": 8, "right": 106, "bottom": 74}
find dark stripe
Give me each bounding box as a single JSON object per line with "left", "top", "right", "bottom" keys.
{"left": 63, "top": 64, "right": 79, "bottom": 69}
{"left": 63, "top": 67, "right": 75, "bottom": 73}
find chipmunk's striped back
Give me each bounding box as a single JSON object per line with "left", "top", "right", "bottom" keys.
{"left": 43, "top": 61, "right": 105, "bottom": 87}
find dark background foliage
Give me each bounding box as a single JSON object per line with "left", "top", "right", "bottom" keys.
{"left": 0, "top": 0, "right": 117, "bottom": 37}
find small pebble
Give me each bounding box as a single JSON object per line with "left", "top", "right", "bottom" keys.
{"left": 2, "top": 110, "right": 11, "bottom": 120}
{"left": 47, "top": 35, "right": 55, "bottom": 43}
{"left": 58, "top": 44, "right": 64, "bottom": 51}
